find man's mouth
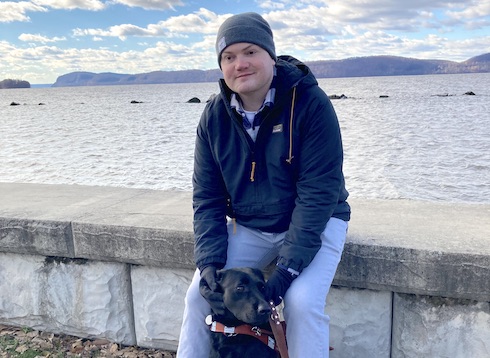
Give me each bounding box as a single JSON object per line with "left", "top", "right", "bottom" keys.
{"left": 236, "top": 72, "right": 253, "bottom": 79}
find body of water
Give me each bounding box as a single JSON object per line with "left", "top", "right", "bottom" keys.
{"left": 1, "top": 73, "right": 489, "bottom": 204}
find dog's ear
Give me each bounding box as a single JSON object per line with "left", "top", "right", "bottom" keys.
{"left": 251, "top": 268, "right": 266, "bottom": 281}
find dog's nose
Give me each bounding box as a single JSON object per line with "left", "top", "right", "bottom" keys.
{"left": 258, "top": 303, "right": 271, "bottom": 316}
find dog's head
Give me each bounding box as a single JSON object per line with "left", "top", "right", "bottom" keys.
{"left": 214, "top": 267, "right": 271, "bottom": 326}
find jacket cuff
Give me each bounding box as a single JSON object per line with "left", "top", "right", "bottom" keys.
{"left": 277, "top": 263, "right": 300, "bottom": 277}
{"left": 197, "top": 261, "right": 225, "bottom": 273}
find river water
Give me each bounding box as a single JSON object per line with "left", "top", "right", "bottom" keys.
{"left": 1, "top": 73, "right": 489, "bottom": 204}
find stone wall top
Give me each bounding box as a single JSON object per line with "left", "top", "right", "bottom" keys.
{"left": 0, "top": 183, "right": 489, "bottom": 301}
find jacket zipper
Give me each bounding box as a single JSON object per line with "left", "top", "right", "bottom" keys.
{"left": 249, "top": 86, "right": 296, "bottom": 181}
{"left": 226, "top": 86, "right": 297, "bottom": 183}
{"left": 286, "top": 86, "right": 297, "bottom": 164}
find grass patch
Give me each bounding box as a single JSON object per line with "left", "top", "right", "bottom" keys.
{"left": 0, "top": 334, "right": 50, "bottom": 357}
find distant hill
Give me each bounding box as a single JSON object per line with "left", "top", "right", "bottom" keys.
{"left": 51, "top": 53, "right": 490, "bottom": 87}
{"left": 461, "top": 53, "right": 490, "bottom": 71}
{"left": 0, "top": 79, "right": 30, "bottom": 89}
{"left": 52, "top": 69, "right": 221, "bottom": 87}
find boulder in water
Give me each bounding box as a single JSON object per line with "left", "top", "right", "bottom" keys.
{"left": 329, "top": 94, "right": 347, "bottom": 99}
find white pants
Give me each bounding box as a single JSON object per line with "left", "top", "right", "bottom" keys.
{"left": 177, "top": 217, "right": 348, "bottom": 358}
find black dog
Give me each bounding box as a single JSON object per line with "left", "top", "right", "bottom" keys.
{"left": 205, "top": 267, "right": 279, "bottom": 358}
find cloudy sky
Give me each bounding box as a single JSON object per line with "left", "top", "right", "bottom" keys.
{"left": 1, "top": 0, "right": 489, "bottom": 84}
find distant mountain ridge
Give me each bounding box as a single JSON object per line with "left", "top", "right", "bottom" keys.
{"left": 52, "top": 53, "right": 490, "bottom": 87}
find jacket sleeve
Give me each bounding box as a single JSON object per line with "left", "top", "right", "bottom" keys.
{"left": 277, "top": 88, "right": 346, "bottom": 273}
{"left": 192, "top": 109, "right": 229, "bottom": 271}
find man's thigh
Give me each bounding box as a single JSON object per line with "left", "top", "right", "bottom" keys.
{"left": 224, "top": 221, "right": 285, "bottom": 269}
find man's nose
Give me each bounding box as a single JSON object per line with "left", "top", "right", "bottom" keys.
{"left": 235, "top": 55, "right": 249, "bottom": 69}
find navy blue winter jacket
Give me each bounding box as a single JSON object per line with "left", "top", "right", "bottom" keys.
{"left": 193, "top": 55, "right": 350, "bottom": 273}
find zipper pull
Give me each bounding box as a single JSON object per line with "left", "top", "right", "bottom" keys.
{"left": 250, "top": 161, "right": 256, "bottom": 182}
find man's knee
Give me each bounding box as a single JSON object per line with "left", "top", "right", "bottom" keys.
{"left": 285, "top": 278, "right": 329, "bottom": 317}
{"left": 184, "top": 273, "right": 206, "bottom": 307}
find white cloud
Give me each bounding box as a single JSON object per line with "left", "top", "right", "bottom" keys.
{"left": 72, "top": 7, "right": 225, "bottom": 40}
{"left": 445, "top": 0, "right": 490, "bottom": 29}
{"left": 73, "top": 23, "right": 181, "bottom": 40}
{"left": 0, "top": 1, "right": 47, "bottom": 23}
{"left": 257, "top": 0, "right": 286, "bottom": 10}
{"left": 18, "top": 33, "right": 67, "bottom": 43}
{"left": 158, "top": 8, "right": 220, "bottom": 33}
{"left": 32, "top": 0, "right": 106, "bottom": 11}
{"left": 111, "top": 0, "right": 184, "bottom": 11}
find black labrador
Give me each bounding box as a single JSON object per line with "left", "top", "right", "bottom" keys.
{"left": 206, "top": 267, "right": 279, "bottom": 358}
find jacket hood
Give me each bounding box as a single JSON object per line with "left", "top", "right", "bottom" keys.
{"left": 274, "top": 55, "right": 318, "bottom": 93}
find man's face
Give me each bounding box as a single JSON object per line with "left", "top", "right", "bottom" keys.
{"left": 220, "top": 42, "right": 275, "bottom": 108}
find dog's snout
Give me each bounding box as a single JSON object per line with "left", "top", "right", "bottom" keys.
{"left": 258, "top": 303, "right": 271, "bottom": 316}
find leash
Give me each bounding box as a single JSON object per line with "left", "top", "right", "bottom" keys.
{"left": 268, "top": 301, "right": 289, "bottom": 358}
{"left": 268, "top": 301, "right": 333, "bottom": 355}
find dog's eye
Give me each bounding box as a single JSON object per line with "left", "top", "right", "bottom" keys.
{"left": 258, "top": 283, "right": 265, "bottom": 292}
{"left": 235, "top": 285, "right": 245, "bottom": 292}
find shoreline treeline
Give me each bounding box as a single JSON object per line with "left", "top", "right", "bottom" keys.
{"left": 0, "top": 79, "right": 31, "bottom": 89}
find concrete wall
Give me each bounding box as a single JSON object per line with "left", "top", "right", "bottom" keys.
{"left": 0, "top": 183, "right": 489, "bottom": 357}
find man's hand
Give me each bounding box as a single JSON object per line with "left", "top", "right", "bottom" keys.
{"left": 265, "top": 266, "right": 296, "bottom": 305}
{"left": 199, "top": 265, "right": 225, "bottom": 315}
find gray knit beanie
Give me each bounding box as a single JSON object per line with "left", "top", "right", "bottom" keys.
{"left": 216, "top": 12, "right": 276, "bottom": 67}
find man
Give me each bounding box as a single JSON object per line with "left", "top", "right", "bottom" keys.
{"left": 177, "top": 12, "right": 350, "bottom": 357}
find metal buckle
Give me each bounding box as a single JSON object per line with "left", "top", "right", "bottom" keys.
{"left": 251, "top": 326, "right": 262, "bottom": 336}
